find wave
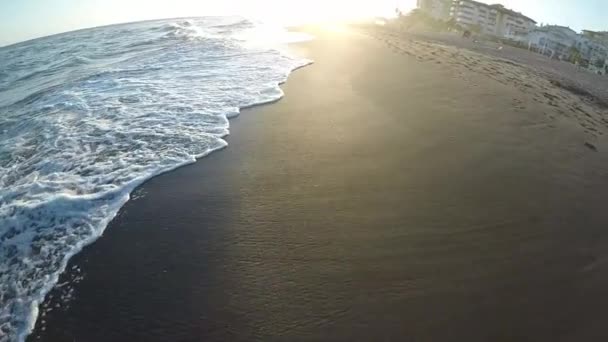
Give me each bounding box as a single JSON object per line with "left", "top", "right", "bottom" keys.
{"left": 12, "top": 56, "right": 92, "bottom": 84}
{"left": 0, "top": 16, "right": 312, "bottom": 342}
{"left": 161, "top": 21, "right": 219, "bottom": 41}
{"left": 211, "top": 18, "right": 255, "bottom": 31}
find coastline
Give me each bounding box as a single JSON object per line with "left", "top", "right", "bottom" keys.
{"left": 2, "top": 17, "right": 313, "bottom": 342}
{"left": 30, "top": 25, "right": 608, "bottom": 341}
{"left": 13, "top": 47, "right": 309, "bottom": 342}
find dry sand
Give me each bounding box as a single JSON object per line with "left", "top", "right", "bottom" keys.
{"left": 30, "top": 25, "right": 608, "bottom": 342}
{"left": 366, "top": 24, "right": 608, "bottom": 143}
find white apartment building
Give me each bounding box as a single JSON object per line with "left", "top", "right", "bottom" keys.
{"left": 582, "top": 30, "right": 608, "bottom": 46}
{"left": 527, "top": 26, "right": 578, "bottom": 59}
{"left": 526, "top": 26, "right": 607, "bottom": 72}
{"left": 449, "top": 0, "right": 536, "bottom": 38}
{"left": 580, "top": 30, "right": 608, "bottom": 64}
{"left": 527, "top": 25, "right": 598, "bottom": 61}
{"left": 494, "top": 5, "right": 537, "bottom": 39}
{"left": 577, "top": 39, "right": 608, "bottom": 65}
{"left": 416, "top": 0, "right": 452, "bottom": 20}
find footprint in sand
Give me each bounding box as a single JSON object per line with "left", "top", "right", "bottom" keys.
{"left": 584, "top": 142, "right": 598, "bottom": 151}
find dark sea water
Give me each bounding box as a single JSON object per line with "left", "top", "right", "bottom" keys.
{"left": 0, "top": 17, "right": 310, "bottom": 342}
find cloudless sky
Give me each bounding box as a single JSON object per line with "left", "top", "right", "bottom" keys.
{"left": 0, "top": 0, "right": 607, "bottom": 46}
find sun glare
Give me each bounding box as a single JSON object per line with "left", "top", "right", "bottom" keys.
{"left": 240, "top": 0, "right": 402, "bottom": 26}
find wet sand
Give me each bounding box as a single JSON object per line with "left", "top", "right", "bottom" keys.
{"left": 31, "top": 26, "right": 608, "bottom": 341}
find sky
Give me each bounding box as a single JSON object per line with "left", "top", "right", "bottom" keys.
{"left": 0, "top": 0, "right": 607, "bottom": 46}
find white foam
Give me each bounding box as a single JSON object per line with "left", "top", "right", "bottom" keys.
{"left": 0, "top": 17, "right": 312, "bottom": 342}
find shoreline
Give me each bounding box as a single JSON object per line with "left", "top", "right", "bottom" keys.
{"left": 17, "top": 38, "right": 311, "bottom": 342}
{"left": 30, "top": 25, "right": 608, "bottom": 341}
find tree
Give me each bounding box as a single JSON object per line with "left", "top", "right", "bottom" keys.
{"left": 569, "top": 46, "right": 582, "bottom": 64}
{"left": 469, "top": 24, "right": 483, "bottom": 34}
{"left": 446, "top": 18, "right": 458, "bottom": 32}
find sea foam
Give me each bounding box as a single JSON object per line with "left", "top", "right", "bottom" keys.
{"left": 0, "top": 17, "right": 312, "bottom": 342}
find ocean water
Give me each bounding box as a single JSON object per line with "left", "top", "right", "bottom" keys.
{"left": 0, "top": 17, "right": 311, "bottom": 342}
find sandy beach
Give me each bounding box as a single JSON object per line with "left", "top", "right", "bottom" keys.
{"left": 30, "top": 25, "right": 608, "bottom": 341}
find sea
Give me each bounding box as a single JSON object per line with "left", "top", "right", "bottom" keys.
{"left": 0, "top": 17, "right": 311, "bottom": 342}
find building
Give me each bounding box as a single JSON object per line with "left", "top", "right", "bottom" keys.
{"left": 449, "top": 0, "right": 497, "bottom": 34}
{"left": 527, "top": 26, "right": 579, "bottom": 59}
{"left": 577, "top": 38, "right": 608, "bottom": 66}
{"left": 580, "top": 30, "right": 608, "bottom": 65}
{"left": 449, "top": 1, "right": 536, "bottom": 39}
{"left": 416, "top": 0, "right": 452, "bottom": 20}
{"left": 527, "top": 26, "right": 577, "bottom": 59}
{"left": 526, "top": 26, "right": 607, "bottom": 72}
{"left": 582, "top": 30, "right": 608, "bottom": 46}
{"left": 491, "top": 4, "right": 536, "bottom": 40}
